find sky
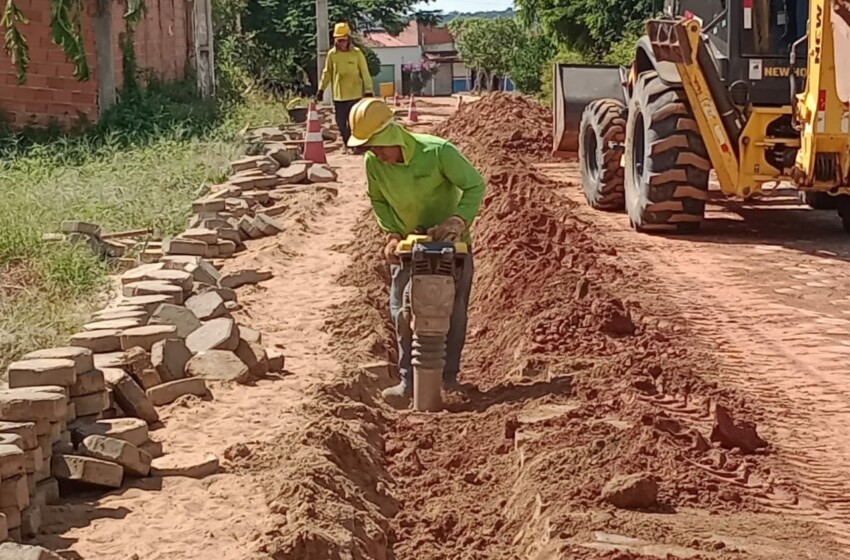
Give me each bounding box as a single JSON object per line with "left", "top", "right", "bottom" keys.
{"left": 417, "top": 0, "right": 514, "bottom": 14}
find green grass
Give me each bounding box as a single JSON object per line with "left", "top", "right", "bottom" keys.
{"left": 0, "top": 82, "right": 285, "bottom": 370}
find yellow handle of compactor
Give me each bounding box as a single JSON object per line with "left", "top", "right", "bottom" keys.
{"left": 396, "top": 234, "right": 468, "bottom": 255}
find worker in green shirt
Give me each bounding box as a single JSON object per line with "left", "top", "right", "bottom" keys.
{"left": 347, "top": 98, "right": 486, "bottom": 403}
{"left": 317, "top": 22, "right": 374, "bottom": 152}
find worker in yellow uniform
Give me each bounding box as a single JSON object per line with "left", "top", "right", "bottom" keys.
{"left": 318, "top": 22, "right": 374, "bottom": 152}
{"left": 347, "top": 98, "right": 486, "bottom": 404}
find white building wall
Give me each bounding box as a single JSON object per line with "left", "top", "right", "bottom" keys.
{"left": 370, "top": 46, "right": 423, "bottom": 94}
{"left": 423, "top": 42, "right": 455, "bottom": 52}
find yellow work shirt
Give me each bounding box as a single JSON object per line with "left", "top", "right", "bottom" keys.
{"left": 319, "top": 47, "right": 374, "bottom": 102}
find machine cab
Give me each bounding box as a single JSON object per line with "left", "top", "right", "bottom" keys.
{"left": 665, "top": 0, "right": 810, "bottom": 106}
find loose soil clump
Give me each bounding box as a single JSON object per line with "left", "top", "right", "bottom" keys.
{"left": 323, "top": 95, "right": 829, "bottom": 559}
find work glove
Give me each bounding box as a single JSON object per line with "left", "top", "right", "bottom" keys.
{"left": 384, "top": 234, "right": 402, "bottom": 265}
{"left": 364, "top": 92, "right": 374, "bottom": 98}
{"left": 428, "top": 216, "right": 466, "bottom": 242}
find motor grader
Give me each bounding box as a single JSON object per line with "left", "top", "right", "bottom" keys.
{"left": 553, "top": 0, "right": 850, "bottom": 233}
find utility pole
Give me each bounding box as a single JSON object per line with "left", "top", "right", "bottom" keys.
{"left": 316, "top": 0, "right": 330, "bottom": 103}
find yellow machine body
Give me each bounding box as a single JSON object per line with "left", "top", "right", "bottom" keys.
{"left": 651, "top": 4, "right": 850, "bottom": 199}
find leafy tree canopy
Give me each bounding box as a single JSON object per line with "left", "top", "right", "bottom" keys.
{"left": 514, "top": 0, "right": 655, "bottom": 60}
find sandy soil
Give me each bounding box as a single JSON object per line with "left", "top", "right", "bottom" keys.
{"left": 33, "top": 146, "right": 372, "bottom": 559}
{"left": 29, "top": 94, "right": 850, "bottom": 560}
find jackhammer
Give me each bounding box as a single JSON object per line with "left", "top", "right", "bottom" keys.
{"left": 396, "top": 228, "right": 468, "bottom": 412}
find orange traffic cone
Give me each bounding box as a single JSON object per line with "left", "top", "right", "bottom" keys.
{"left": 393, "top": 92, "right": 400, "bottom": 106}
{"left": 408, "top": 95, "right": 419, "bottom": 123}
{"left": 303, "top": 101, "right": 327, "bottom": 164}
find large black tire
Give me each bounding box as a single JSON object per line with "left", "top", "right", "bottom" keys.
{"left": 624, "top": 71, "right": 711, "bottom": 233}
{"left": 579, "top": 98, "right": 627, "bottom": 211}
{"left": 800, "top": 191, "right": 838, "bottom": 210}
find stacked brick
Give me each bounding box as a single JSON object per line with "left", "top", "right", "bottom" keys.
{"left": 0, "top": 120, "right": 312, "bottom": 551}
{"left": 0, "top": 387, "right": 67, "bottom": 541}
{"left": 162, "top": 146, "right": 339, "bottom": 261}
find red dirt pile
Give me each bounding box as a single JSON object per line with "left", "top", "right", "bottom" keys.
{"left": 445, "top": 93, "right": 554, "bottom": 159}
{"left": 377, "top": 95, "right": 800, "bottom": 558}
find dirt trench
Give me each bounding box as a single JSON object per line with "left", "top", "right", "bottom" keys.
{"left": 246, "top": 95, "right": 845, "bottom": 560}
{"left": 50, "top": 96, "right": 850, "bottom": 559}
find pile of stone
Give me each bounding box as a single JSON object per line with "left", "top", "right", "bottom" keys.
{"left": 161, "top": 151, "right": 338, "bottom": 260}
{"left": 0, "top": 256, "right": 282, "bottom": 543}
{"left": 0, "top": 123, "right": 309, "bottom": 549}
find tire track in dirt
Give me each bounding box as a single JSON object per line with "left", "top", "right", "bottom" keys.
{"left": 541, "top": 162, "right": 850, "bottom": 553}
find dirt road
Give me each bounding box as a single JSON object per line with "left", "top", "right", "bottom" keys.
{"left": 539, "top": 163, "right": 850, "bottom": 551}
{"left": 30, "top": 95, "right": 850, "bottom": 559}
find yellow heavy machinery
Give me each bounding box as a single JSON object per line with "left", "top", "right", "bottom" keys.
{"left": 554, "top": 0, "right": 850, "bottom": 232}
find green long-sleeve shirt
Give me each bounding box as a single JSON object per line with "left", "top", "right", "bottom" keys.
{"left": 365, "top": 126, "right": 486, "bottom": 244}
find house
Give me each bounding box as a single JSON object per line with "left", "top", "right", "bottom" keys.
{"left": 363, "top": 21, "right": 469, "bottom": 97}
{"left": 361, "top": 24, "right": 422, "bottom": 97}
{"left": 0, "top": 0, "right": 214, "bottom": 127}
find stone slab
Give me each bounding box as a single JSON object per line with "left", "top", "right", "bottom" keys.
{"left": 118, "top": 294, "right": 173, "bottom": 313}
{"left": 6, "top": 359, "right": 76, "bottom": 389}
{"left": 51, "top": 454, "right": 123, "bottom": 488}
{"left": 0, "top": 445, "right": 25, "bottom": 479}
{"left": 120, "top": 325, "right": 178, "bottom": 351}
{"left": 180, "top": 228, "right": 218, "bottom": 245}
{"left": 185, "top": 318, "right": 240, "bottom": 354}
{"left": 101, "top": 369, "right": 159, "bottom": 424}
{"left": 0, "top": 422, "right": 37, "bottom": 450}
{"left": 148, "top": 304, "right": 201, "bottom": 339}
{"left": 240, "top": 327, "right": 262, "bottom": 345}
{"left": 235, "top": 341, "right": 268, "bottom": 379}
{"left": 71, "top": 391, "right": 109, "bottom": 417}
{"left": 0, "top": 389, "right": 66, "bottom": 423}
{"left": 146, "top": 378, "right": 209, "bottom": 406}
{"left": 80, "top": 435, "right": 152, "bottom": 477}
{"left": 151, "top": 339, "right": 191, "bottom": 382}
{"left": 70, "top": 330, "right": 122, "bottom": 353}
{"left": 69, "top": 369, "right": 106, "bottom": 398}
{"left": 83, "top": 318, "right": 144, "bottom": 331}
{"left": 72, "top": 417, "right": 149, "bottom": 447}
{"left": 219, "top": 268, "right": 273, "bottom": 289}
{"left": 92, "top": 308, "right": 149, "bottom": 322}
{"left": 151, "top": 452, "right": 219, "bottom": 479}
{"left": 185, "top": 292, "right": 227, "bottom": 321}
{"left": 163, "top": 237, "right": 208, "bottom": 257}
{"left": 20, "top": 505, "right": 41, "bottom": 538}
{"left": 0, "top": 475, "right": 29, "bottom": 509}
{"left": 21, "top": 347, "right": 93, "bottom": 375}
{"left": 187, "top": 350, "right": 250, "bottom": 384}
{"left": 122, "top": 281, "right": 184, "bottom": 305}
{"left": 93, "top": 352, "right": 125, "bottom": 369}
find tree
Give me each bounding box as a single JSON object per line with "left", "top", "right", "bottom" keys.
{"left": 449, "top": 17, "right": 521, "bottom": 92}
{"left": 508, "top": 32, "right": 555, "bottom": 94}
{"left": 514, "top": 0, "right": 655, "bottom": 61}
{"left": 241, "top": 0, "right": 440, "bottom": 91}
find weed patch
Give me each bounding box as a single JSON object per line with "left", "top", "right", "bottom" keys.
{"left": 0, "top": 82, "right": 284, "bottom": 370}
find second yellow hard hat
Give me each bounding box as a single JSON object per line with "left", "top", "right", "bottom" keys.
{"left": 333, "top": 22, "right": 351, "bottom": 38}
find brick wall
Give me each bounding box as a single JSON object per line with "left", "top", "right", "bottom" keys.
{"left": 0, "top": 0, "right": 194, "bottom": 127}
{"left": 0, "top": 0, "right": 99, "bottom": 127}
{"left": 112, "top": 0, "right": 193, "bottom": 89}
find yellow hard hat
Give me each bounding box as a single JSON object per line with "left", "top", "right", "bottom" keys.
{"left": 333, "top": 22, "right": 351, "bottom": 38}
{"left": 348, "top": 98, "right": 394, "bottom": 147}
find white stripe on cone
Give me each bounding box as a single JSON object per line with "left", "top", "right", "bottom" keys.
{"left": 305, "top": 132, "right": 324, "bottom": 142}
